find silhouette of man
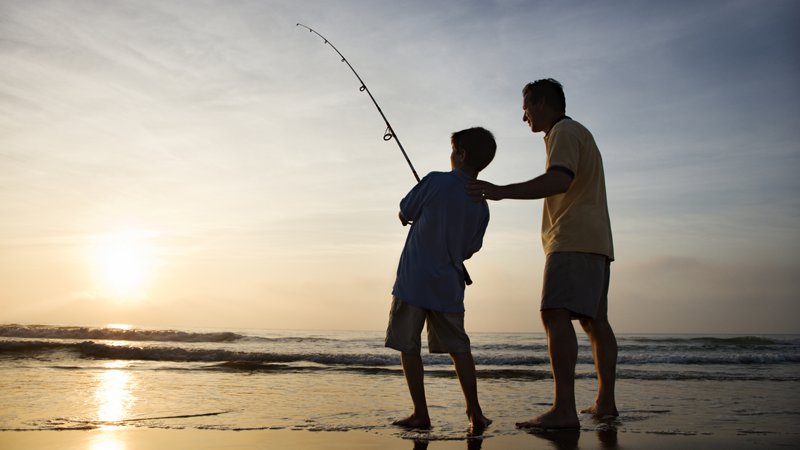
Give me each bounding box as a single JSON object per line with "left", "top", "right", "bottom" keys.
{"left": 468, "top": 79, "right": 618, "bottom": 429}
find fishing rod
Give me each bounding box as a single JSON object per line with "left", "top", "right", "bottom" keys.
{"left": 297, "top": 24, "right": 473, "bottom": 285}
{"left": 296, "top": 23, "right": 420, "bottom": 183}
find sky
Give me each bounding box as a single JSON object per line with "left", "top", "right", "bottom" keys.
{"left": 1, "top": 0, "right": 798, "bottom": 334}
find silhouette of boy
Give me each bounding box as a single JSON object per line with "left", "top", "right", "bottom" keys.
{"left": 385, "top": 127, "right": 496, "bottom": 430}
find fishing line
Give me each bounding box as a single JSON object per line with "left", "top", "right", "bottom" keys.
{"left": 296, "top": 23, "right": 420, "bottom": 182}
{"left": 297, "top": 24, "right": 473, "bottom": 285}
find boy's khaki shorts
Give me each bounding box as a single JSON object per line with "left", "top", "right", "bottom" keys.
{"left": 541, "top": 251, "right": 611, "bottom": 320}
{"left": 384, "top": 297, "right": 471, "bottom": 354}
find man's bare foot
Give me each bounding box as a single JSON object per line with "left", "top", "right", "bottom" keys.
{"left": 580, "top": 403, "right": 618, "bottom": 418}
{"left": 515, "top": 407, "right": 580, "bottom": 429}
{"left": 468, "top": 412, "right": 493, "bottom": 430}
{"left": 392, "top": 414, "right": 431, "bottom": 429}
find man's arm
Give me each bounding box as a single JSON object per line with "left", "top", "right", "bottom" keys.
{"left": 467, "top": 169, "right": 573, "bottom": 201}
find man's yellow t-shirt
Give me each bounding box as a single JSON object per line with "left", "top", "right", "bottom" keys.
{"left": 542, "top": 118, "right": 614, "bottom": 260}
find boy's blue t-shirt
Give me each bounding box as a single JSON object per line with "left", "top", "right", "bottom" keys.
{"left": 392, "top": 169, "right": 490, "bottom": 313}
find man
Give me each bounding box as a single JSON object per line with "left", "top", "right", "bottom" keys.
{"left": 468, "top": 79, "right": 618, "bottom": 429}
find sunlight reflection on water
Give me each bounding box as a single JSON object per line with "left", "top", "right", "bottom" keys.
{"left": 96, "top": 361, "right": 135, "bottom": 426}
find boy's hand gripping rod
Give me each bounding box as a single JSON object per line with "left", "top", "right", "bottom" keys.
{"left": 297, "top": 23, "right": 472, "bottom": 285}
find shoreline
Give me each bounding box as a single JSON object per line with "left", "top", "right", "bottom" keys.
{"left": 0, "top": 427, "right": 792, "bottom": 450}
{"left": 2, "top": 328, "right": 798, "bottom": 449}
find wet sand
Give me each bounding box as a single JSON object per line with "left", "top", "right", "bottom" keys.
{"left": 0, "top": 427, "right": 792, "bottom": 450}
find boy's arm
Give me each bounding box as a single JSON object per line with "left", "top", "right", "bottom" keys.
{"left": 465, "top": 212, "right": 489, "bottom": 260}
{"left": 398, "top": 173, "right": 433, "bottom": 223}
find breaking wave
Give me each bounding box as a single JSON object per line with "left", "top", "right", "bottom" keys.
{"left": 0, "top": 324, "right": 338, "bottom": 344}
{"left": 0, "top": 324, "right": 247, "bottom": 343}
{"left": 2, "top": 339, "right": 798, "bottom": 367}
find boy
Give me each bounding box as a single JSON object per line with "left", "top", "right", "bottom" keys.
{"left": 385, "top": 126, "right": 496, "bottom": 430}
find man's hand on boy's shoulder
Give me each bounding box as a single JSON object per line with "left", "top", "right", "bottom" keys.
{"left": 399, "top": 211, "right": 410, "bottom": 226}
{"left": 467, "top": 180, "right": 501, "bottom": 202}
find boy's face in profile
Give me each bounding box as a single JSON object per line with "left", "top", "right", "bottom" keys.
{"left": 450, "top": 143, "right": 466, "bottom": 171}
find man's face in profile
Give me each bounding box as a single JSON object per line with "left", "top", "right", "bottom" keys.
{"left": 522, "top": 94, "right": 545, "bottom": 133}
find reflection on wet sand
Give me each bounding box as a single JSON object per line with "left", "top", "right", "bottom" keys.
{"left": 524, "top": 428, "right": 581, "bottom": 450}
{"left": 401, "top": 419, "right": 622, "bottom": 450}
{"left": 90, "top": 432, "right": 126, "bottom": 450}
{"left": 410, "top": 438, "right": 483, "bottom": 450}
{"left": 523, "top": 420, "right": 619, "bottom": 450}
{"left": 407, "top": 426, "right": 486, "bottom": 450}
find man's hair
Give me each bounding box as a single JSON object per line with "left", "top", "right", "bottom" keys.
{"left": 523, "top": 78, "right": 566, "bottom": 114}
{"left": 451, "top": 127, "right": 497, "bottom": 172}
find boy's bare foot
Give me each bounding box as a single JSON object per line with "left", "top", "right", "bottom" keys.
{"left": 468, "top": 412, "right": 493, "bottom": 430}
{"left": 515, "top": 406, "right": 580, "bottom": 430}
{"left": 580, "top": 403, "right": 619, "bottom": 418}
{"left": 392, "top": 414, "right": 432, "bottom": 429}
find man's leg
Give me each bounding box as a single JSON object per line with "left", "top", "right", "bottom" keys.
{"left": 517, "top": 308, "right": 580, "bottom": 429}
{"left": 393, "top": 352, "right": 432, "bottom": 429}
{"left": 579, "top": 317, "right": 618, "bottom": 417}
{"left": 450, "top": 352, "right": 492, "bottom": 429}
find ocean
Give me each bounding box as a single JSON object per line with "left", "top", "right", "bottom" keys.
{"left": 1, "top": 324, "right": 798, "bottom": 445}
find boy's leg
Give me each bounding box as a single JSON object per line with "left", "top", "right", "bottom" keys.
{"left": 450, "top": 352, "right": 492, "bottom": 429}
{"left": 394, "top": 352, "right": 431, "bottom": 428}
{"left": 427, "top": 309, "right": 491, "bottom": 429}
{"left": 385, "top": 297, "right": 432, "bottom": 429}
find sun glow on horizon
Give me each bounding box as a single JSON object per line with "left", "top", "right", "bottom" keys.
{"left": 88, "top": 229, "right": 158, "bottom": 301}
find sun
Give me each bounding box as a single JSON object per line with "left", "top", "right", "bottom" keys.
{"left": 89, "top": 229, "right": 157, "bottom": 300}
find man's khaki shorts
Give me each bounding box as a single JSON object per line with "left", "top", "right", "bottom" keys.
{"left": 541, "top": 252, "right": 611, "bottom": 320}
{"left": 384, "top": 297, "right": 471, "bottom": 354}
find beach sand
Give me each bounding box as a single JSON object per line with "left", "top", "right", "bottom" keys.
{"left": 0, "top": 427, "right": 791, "bottom": 450}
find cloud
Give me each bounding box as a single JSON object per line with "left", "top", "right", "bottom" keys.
{"left": 612, "top": 256, "right": 800, "bottom": 333}
{"left": 1, "top": 0, "right": 798, "bottom": 332}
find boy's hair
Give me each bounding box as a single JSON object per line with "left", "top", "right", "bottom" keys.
{"left": 451, "top": 127, "right": 496, "bottom": 172}
{"left": 523, "top": 78, "right": 566, "bottom": 114}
